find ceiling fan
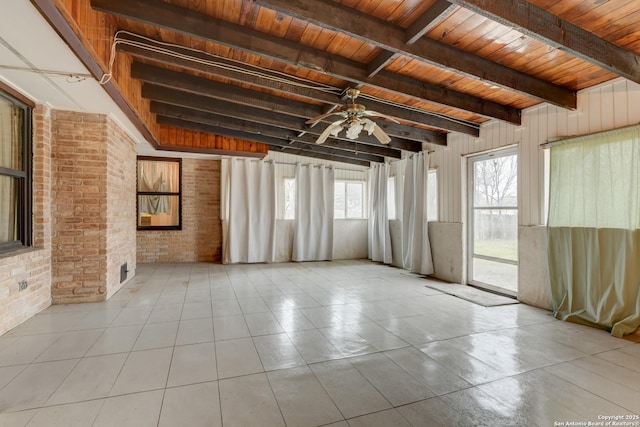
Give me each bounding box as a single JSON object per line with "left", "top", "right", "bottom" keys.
{"left": 306, "top": 88, "right": 399, "bottom": 145}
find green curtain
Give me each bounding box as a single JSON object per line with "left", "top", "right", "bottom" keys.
{"left": 548, "top": 126, "right": 640, "bottom": 337}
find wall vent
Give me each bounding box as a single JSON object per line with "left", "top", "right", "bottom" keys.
{"left": 120, "top": 263, "right": 128, "bottom": 283}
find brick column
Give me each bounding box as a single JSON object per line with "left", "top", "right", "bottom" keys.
{"left": 50, "top": 111, "right": 136, "bottom": 303}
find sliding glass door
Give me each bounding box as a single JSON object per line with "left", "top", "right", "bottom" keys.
{"left": 467, "top": 147, "right": 518, "bottom": 295}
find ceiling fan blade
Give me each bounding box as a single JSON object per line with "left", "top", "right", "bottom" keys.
{"left": 371, "top": 123, "right": 392, "bottom": 145}
{"left": 362, "top": 110, "right": 400, "bottom": 124}
{"left": 305, "top": 110, "right": 345, "bottom": 125}
{"left": 316, "top": 120, "right": 344, "bottom": 144}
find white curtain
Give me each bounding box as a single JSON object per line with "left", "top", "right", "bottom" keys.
{"left": 548, "top": 126, "right": 640, "bottom": 336}
{"left": 293, "top": 164, "right": 334, "bottom": 261}
{"left": 368, "top": 163, "right": 392, "bottom": 264}
{"left": 402, "top": 151, "right": 434, "bottom": 275}
{"left": 223, "top": 158, "right": 276, "bottom": 264}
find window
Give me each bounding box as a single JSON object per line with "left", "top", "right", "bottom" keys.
{"left": 137, "top": 157, "right": 181, "bottom": 229}
{"left": 335, "top": 180, "right": 365, "bottom": 219}
{"left": 283, "top": 178, "right": 295, "bottom": 220}
{"left": 427, "top": 169, "right": 438, "bottom": 222}
{"left": 387, "top": 176, "right": 396, "bottom": 220}
{"left": 0, "top": 90, "right": 31, "bottom": 253}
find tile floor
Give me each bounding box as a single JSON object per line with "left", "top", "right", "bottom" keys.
{"left": 0, "top": 260, "right": 638, "bottom": 426}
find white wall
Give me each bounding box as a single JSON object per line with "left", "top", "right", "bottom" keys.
{"left": 274, "top": 220, "right": 368, "bottom": 262}
{"left": 427, "top": 78, "right": 640, "bottom": 307}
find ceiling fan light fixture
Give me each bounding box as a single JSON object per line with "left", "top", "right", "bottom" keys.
{"left": 307, "top": 88, "right": 397, "bottom": 145}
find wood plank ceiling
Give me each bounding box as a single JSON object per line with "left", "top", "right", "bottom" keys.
{"left": 33, "top": 0, "right": 640, "bottom": 166}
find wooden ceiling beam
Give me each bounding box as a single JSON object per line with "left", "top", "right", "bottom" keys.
{"left": 151, "top": 102, "right": 400, "bottom": 159}
{"left": 156, "top": 116, "right": 375, "bottom": 166}
{"left": 367, "top": 0, "right": 457, "bottom": 78}
{"left": 266, "top": 145, "right": 370, "bottom": 167}
{"left": 119, "top": 34, "right": 340, "bottom": 105}
{"left": 142, "top": 84, "right": 423, "bottom": 152}
{"left": 405, "top": 0, "right": 458, "bottom": 44}
{"left": 265, "top": 145, "right": 369, "bottom": 167}
{"left": 255, "top": 0, "right": 576, "bottom": 110}
{"left": 91, "top": 0, "right": 521, "bottom": 126}
{"left": 125, "top": 47, "right": 460, "bottom": 138}
{"left": 447, "top": 0, "right": 640, "bottom": 85}
{"left": 132, "top": 62, "right": 448, "bottom": 144}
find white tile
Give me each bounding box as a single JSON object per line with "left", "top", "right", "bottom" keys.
{"left": 0, "top": 409, "right": 37, "bottom": 426}
{"left": 237, "top": 297, "right": 270, "bottom": 314}
{"left": 384, "top": 347, "right": 471, "bottom": 396}
{"left": 168, "top": 342, "right": 217, "bottom": 387}
{"left": 346, "top": 408, "right": 412, "bottom": 427}
{"left": 287, "top": 330, "right": 343, "bottom": 364}
{"left": 159, "top": 382, "right": 221, "bottom": 427}
{"left": 267, "top": 366, "right": 343, "bottom": 427}
{"left": 211, "top": 299, "right": 242, "bottom": 317}
{"left": 418, "top": 341, "right": 508, "bottom": 385}
{"left": 350, "top": 353, "right": 434, "bottom": 406}
{"left": 244, "top": 312, "right": 285, "bottom": 336}
{"left": 573, "top": 355, "right": 640, "bottom": 392}
{"left": 27, "top": 400, "right": 104, "bottom": 427}
{"left": 345, "top": 322, "right": 408, "bottom": 351}
{"left": 219, "top": 373, "right": 285, "bottom": 427}
{"left": 545, "top": 361, "right": 640, "bottom": 413}
{"left": 0, "top": 364, "right": 26, "bottom": 389}
{"left": 319, "top": 325, "right": 378, "bottom": 357}
{"left": 133, "top": 321, "right": 179, "bottom": 351}
{"left": 310, "top": 359, "right": 392, "bottom": 419}
{"left": 109, "top": 348, "right": 173, "bottom": 396}
{"left": 272, "top": 310, "right": 316, "bottom": 332}
{"left": 215, "top": 337, "right": 263, "bottom": 379}
{"left": 299, "top": 307, "right": 342, "bottom": 328}
{"left": 508, "top": 369, "right": 630, "bottom": 421}
{"left": 213, "top": 315, "right": 250, "bottom": 341}
{"left": 78, "top": 309, "right": 121, "bottom": 329}
{"left": 252, "top": 333, "right": 306, "bottom": 371}
{"left": 147, "top": 304, "right": 183, "bottom": 324}
{"left": 181, "top": 302, "right": 213, "bottom": 320}
{"left": 34, "top": 330, "right": 103, "bottom": 362}
{"left": 109, "top": 307, "right": 152, "bottom": 327}
{"left": 176, "top": 318, "right": 214, "bottom": 346}
{"left": 185, "top": 289, "right": 211, "bottom": 303}
{"left": 477, "top": 374, "right": 588, "bottom": 426}
{"left": 0, "top": 334, "right": 60, "bottom": 367}
{"left": 398, "top": 397, "right": 474, "bottom": 427}
{"left": 0, "top": 359, "right": 78, "bottom": 411}
{"left": 596, "top": 349, "right": 640, "bottom": 373}
{"left": 93, "top": 390, "right": 163, "bottom": 427}
{"left": 85, "top": 325, "right": 143, "bottom": 356}
{"left": 46, "top": 353, "right": 127, "bottom": 405}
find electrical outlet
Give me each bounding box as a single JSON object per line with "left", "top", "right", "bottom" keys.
{"left": 18, "top": 281, "right": 28, "bottom": 291}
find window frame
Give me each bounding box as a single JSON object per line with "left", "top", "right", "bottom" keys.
{"left": 136, "top": 156, "right": 182, "bottom": 231}
{"left": 334, "top": 179, "right": 366, "bottom": 219}
{"left": 0, "top": 88, "right": 32, "bottom": 254}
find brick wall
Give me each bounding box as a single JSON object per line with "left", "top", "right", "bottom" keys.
{"left": 137, "top": 158, "right": 222, "bottom": 263}
{"left": 105, "top": 117, "right": 136, "bottom": 298}
{"left": 51, "top": 111, "right": 136, "bottom": 303}
{"left": 0, "top": 105, "right": 52, "bottom": 335}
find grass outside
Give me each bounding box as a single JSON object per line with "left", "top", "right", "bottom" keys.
{"left": 474, "top": 239, "right": 518, "bottom": 262}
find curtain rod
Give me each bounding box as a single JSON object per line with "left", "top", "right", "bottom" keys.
{"left": 540, "top": 122, "right": 640, "bottom": 149}
{"left": 222, "top": 157, "right": 367, "bottom": 172}
{"left": 273, "top": 161, "right": 368, "bottom": 173}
